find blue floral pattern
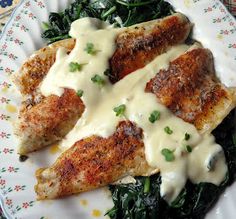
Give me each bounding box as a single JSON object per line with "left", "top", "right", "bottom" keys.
{"left": 0, "top": 0, "right": 13, "bottom": 8}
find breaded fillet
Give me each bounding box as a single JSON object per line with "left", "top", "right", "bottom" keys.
{"left": 14, "top": 38, "right": 76, "bottom": 98}
{"left": 146, "top": 48, "right": 236, "bottom": 133}
{"left": 14, "top": 13, "right": 190, "bottom": 97}
{"left": 35, "top": 121, "right": 157, "bottom": 199}
{"left": 16, "top": 89, "right": 84, "bottom": 154}
{"left": 35, "top": 48, "right": 236, "bottom": 199}
{"left": 109, "top": 13, "right": 191, "bottom": 83}
{"left": 14, "top": 13, "right": 191, "bottom": 154}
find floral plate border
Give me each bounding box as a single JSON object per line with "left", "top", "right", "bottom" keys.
{"left": 0, "top": 0, "right": 236, "bottom": 218}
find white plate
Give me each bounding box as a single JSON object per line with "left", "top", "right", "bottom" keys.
{"left": 0, "top": 0, "right": 236, "bottom": 218}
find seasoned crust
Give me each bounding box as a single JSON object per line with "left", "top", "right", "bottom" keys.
{"left": 14, "top": 13, "right": 190, "bottom": 99}
{"left": 35, "top": 121, "right": 157, "bottom": 199}
{"left": 109, "top": 13, "right": 191, "bottom": 83}
{"left": 16, "top": 89, "right": 85, "bottom": 154}
{"left": 14, "top": 13, "right": 192, "bottom": 154}
{"left": 145, "top": 48, "right": 236, "bottom": 133}
{"left": 13, "top": 38, "right": 76, "bottom": 97}
{"left": 35, "top": 47, "right": 236, "bottom": 199}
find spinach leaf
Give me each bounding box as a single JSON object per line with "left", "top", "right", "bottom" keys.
{"left": 107, "top": 110, "right": 236, "bottom": 219}
{"left": 42, "top": 0, "right": 173, "bottom": 44}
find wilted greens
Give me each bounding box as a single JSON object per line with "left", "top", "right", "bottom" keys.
{"left": 106, "top": 110, "right": 236, "bottom": 219}
{"left": 42, "top": 1, "right": 236, "bottom": 218}
{"left": 41, "top": 0, "right": 173, "bottom": 44}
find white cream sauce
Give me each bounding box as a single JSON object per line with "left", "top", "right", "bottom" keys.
{"left": 40, "top": 17, "right": 228, "bottom": 203}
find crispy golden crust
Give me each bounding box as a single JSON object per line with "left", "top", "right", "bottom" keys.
{"left": 109, "top": 13, "right": 191, "bottom": 83}
{"left": 35, "top": 47, "right": 236, "bottom": 199}
{"left": 145, "top": 48, "right": 236, "bottom": 133}
{"left": 16, "top": 89, "right": 84, "bottom": 154}
{"left": 13, "top": 38, "right": 76, "bottom": 97}
{"left": 15, "top": 13, "right": 191, "bottom": 154}
{"left": 35, "top": 121, "right": 156, "bottom": 199}
{"left": 14, "top": 13, "right": 190, "bottom": 97}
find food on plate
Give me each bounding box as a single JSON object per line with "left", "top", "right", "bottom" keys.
{"left": 14, "top": 13, "right": 191, "bottom": 155}
{"left": 145, "top": 47, "right": 236, "bottom": 133}
{"left": 12, "top": 0, "right": 236, "bottom": 218}
{"left": 34, "top": 42, "right": 235, "bottom": 200}
{"left": 13, "top": 39, "right": 75, "bottom": 98}
{"left": 15, "top": 89, "right": 84, "bottom": 154}
{"left": 35, "top": 121, "right": 158, "bottom": 199}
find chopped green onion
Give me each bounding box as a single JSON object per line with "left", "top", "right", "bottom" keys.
{"left": 76, "top": 89, "right": 83, "bottom": 97}
{"left": 84, "top": 42, "right": 98, "bottom": 55}
{"left": 149, "top": 110, "right": 160, "bottom": 123}
{"left": 113, "top": 104, "right": 126, "bottom": 117}
{"left": 144, "top": 177, "right": 150, "bottom": 193}
{"left": 164, "top": 126, "right": 173, "bottom": 135}
{"left": 91, "top": 74, "right": 105, "bottom": 86}
{"left": 69, "top": 62, "right": 84, "bottom": 72}
{"left": 184, "top": 133, "right": 191, "bottom": 141}
{"left": 185, "top": 145, "right": 192, "bottom": 153}
{"left": 161, "top": 148, "right": 175, "bottom": 162}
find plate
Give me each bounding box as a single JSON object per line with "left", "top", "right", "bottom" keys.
{"left": 0, "top": 0, "right": 236, "bottom": 218}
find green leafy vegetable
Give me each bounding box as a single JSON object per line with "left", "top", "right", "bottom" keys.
{"left": 42, "top": 0, "right": 173, "bottom": 44}
{"left": 41, "top": 21, "right": 50, "bottom": 31}
{"left": 170, "top": 188, "right": 187, "bottom": 208}
{"left": 116, "top": 0, "right": 157, "bottom": 7}
{"left": 76, "top": 89, "right": 84, "bottom": 97}
{"left": 107, "top": 110, "right": 236, "bottom": 219}
{"left": 149, "top": 110, "right": 160, "bottom": 123}
{"left": 69, "top": 62, "right": 84, "bottom": 72}
{"left": 42, "top": 1, "right": 236, "bottom": 219}
{"left": 106, "top": 175, "right": 163, "bottom": 219}
{"left": 161, "top": 148, "right": 175, "bottom": 162}
{"left": 144, "top": 177, "right": 150, "bottom": 193}
{"left": 164, "top": 126, "right": 173, "bottom": 135}
{"left": 113, "top": 104, "right": 126, "bottom": 117}
{"left": 91, "top": 74, "right": 105, "bottom": 86}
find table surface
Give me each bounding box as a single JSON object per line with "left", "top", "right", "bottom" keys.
{"left": 0, "top": 0, "right": 236, "bottom": 218}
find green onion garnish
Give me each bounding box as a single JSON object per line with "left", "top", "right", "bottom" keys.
{"left": 161, "top": 148, "right": 175, "bottom": 162}
{"left": 91, "top": 74, "right": 105, "bottom": 86}
{"left": 113, "top": 104, "right": 126, "bottom": 117}
{"left": 184, "top": 133, "right": 191, "bottom": 141}
{"left": 149, "top": 110, "right": 160, "bottom": 123}
{"left": 185, "top": 145, "right": 192, "bottom": 153}
{"left": 84, "top": 42, "right": 98, "bottom": 55}
{"left": 164, "top": 126, "right": 173, "bottom": 135}
{"left": 69, "top": 62, "right": 84, "bottom": 72}
{"left": 76, "top": 89, "right": 84, "bottom": 97}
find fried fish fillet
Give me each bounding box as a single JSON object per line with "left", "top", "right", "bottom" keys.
{"left": 14, "top": 13, "right": 191, "bottom": 154}
{"left": 16, "top": 89, "right": 84, "bottom": 154}
{"left": 109, "top": 13, "right": 191, "bottom": 83}
{"left": 35, "top": 121, "right": 157, "bottom": 199}
{"left": 35, "top": 48, "right": 236, "bottom": 200}
{"left": 14, "top": 38, "right": 76, "bottom": 99}
{"left": 145, "top": 47, "right": 236, "bottom": 133}
{"left": 14, "top": 13, "right": 190, "bottom": 99}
